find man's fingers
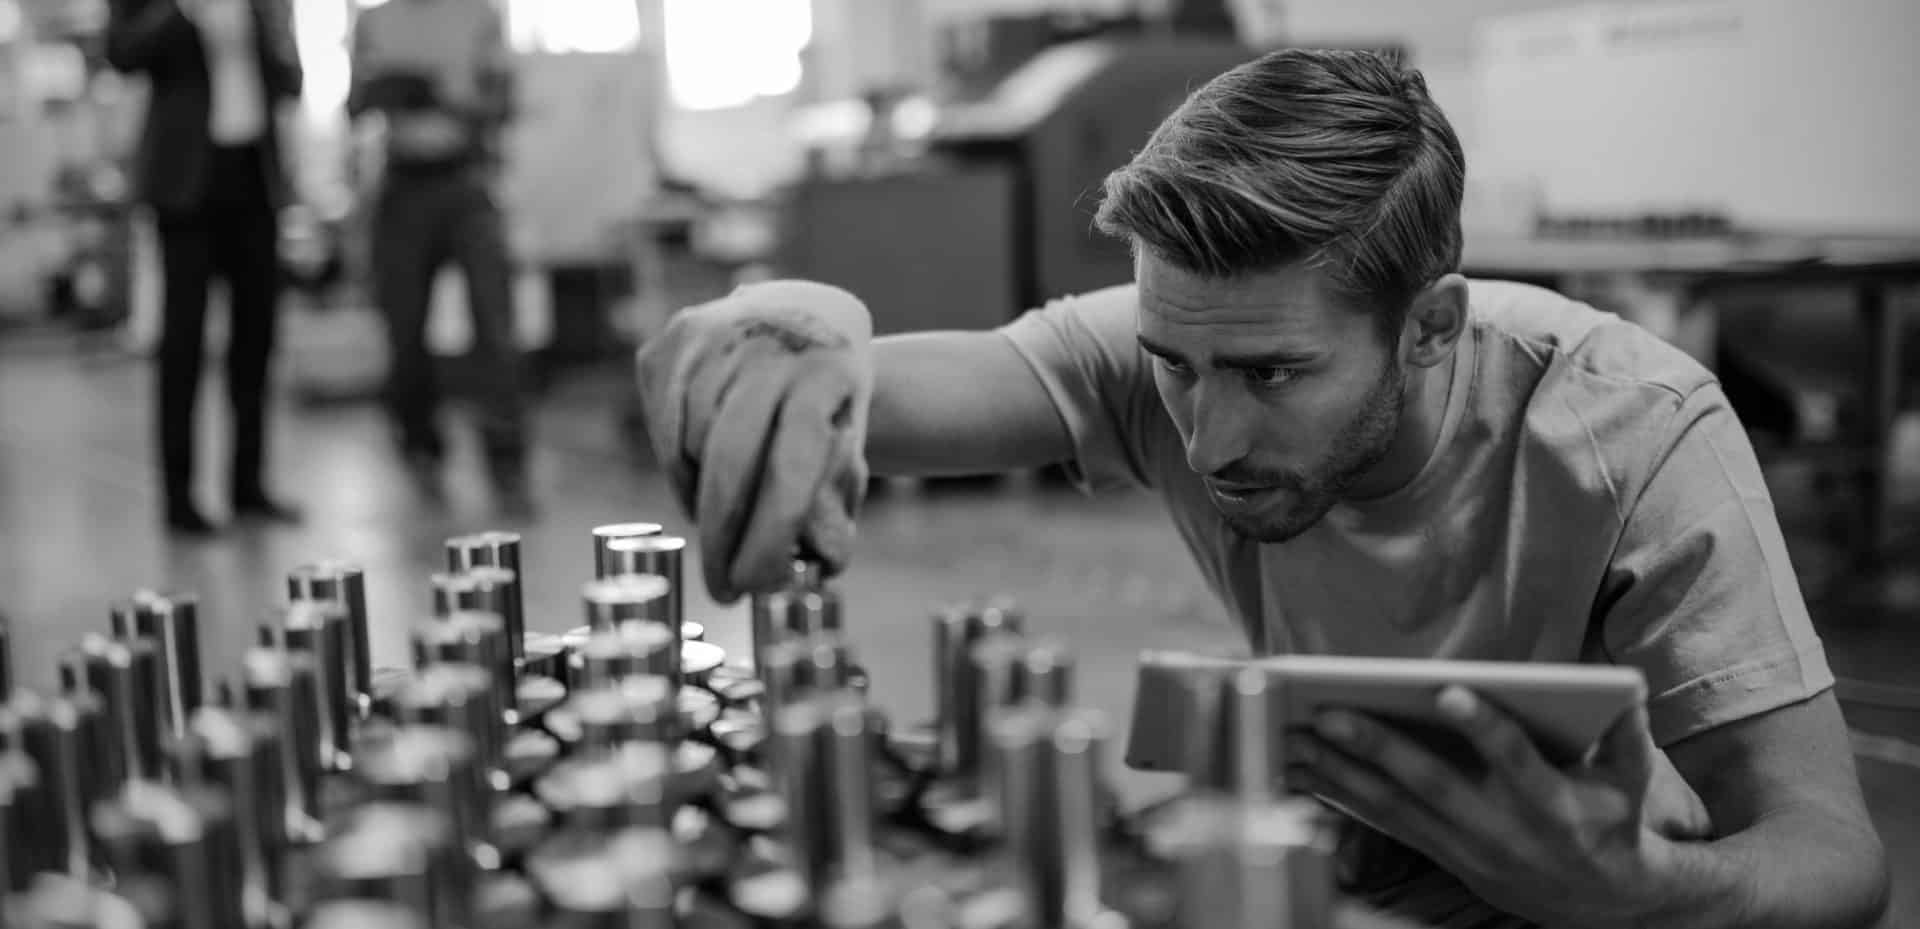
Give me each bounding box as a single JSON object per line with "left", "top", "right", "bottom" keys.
{"left": 694, "top": 361, "right": 793, "bottom": 603}
{"left": 1311, "top": 711, "right": 1475, "bottom": 823}
{"left": 1293, "top": 733, "right": 1471, "bottom": 868}
{"left": 728, "top": 365, "right": 852, "bottom": 595}
{"left": 1591, "top": 702, "right": 1659, "bottom": 788}
{"left": 1435, "top": 687, "right": 1554, "bottom": 795}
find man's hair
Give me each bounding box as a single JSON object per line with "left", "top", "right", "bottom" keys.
{"left": 1095, "top": 48, "right": 1465, "bottom": 331}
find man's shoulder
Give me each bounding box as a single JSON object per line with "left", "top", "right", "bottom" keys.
{"left": 1465, "top": 277, "right": 1716, "bottom": 402}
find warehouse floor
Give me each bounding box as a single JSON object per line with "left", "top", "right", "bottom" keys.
{"left": 1, "top": 333, "right": 1914, "bottom": 925}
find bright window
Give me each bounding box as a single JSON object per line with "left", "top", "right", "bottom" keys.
{"left": 505, "top": 0, "right": 641, "bottom": 54}
{"left": 662, "top": 0, "right": 810, "bottom": 111}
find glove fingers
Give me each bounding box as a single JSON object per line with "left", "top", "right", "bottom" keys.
{"left": 695, "top": 358, "right": 794, "bottom": 603}
{"left": 731, "top": 364, "right": 853, "bottom": 595}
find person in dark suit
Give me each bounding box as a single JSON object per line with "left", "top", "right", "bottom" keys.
{"left": 106, "top": 0, "right": 304, "bottom": 535}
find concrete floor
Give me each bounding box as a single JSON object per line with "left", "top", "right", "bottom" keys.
{"left": 0, "top": 331, "right": 1915, "bottom": 924}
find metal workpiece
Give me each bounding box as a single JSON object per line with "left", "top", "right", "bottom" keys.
{"left": 13, "top": 691, "right": 97, "bottom": 878}
{"left": 412, "top": 611, "right": 516, "bottom": 710}
{"left": 0, "top": 741, "right": 42, "bottom": 889}
{"left": 580, "top": 574, "right": 672, "bottom": 630}
{"left": 388, "top": 664, "right": 507, "bottom": 789}
{"left": 82, "top": 632, "right": 164, "bottom": 785}
{"left": 282, "top": 600, "right": 356, "bottom": 773}
{"left": 570, "top": 622, "right": 679, "bottom": 690}
{"left": 987, "top": 705, "right": 1113, "bottom": 929}
{"left": 1221, "top": 666, "right": 1282, "bottom": 803}
{"left": 241, "top": 646, "right": 327, "bottom": 843}
{"left": 549, "top": 676, "right": 680, "bottom": 755}
{"left": 792, "top": 589, "right": 843, "bottom": 638}
{"left": 534, "top": 743, "right": 673, "bottom": 832}
{"left": 761, "top": 634, "right": 856, "bottom": 712}
{"left": 445, "top": 533, "right": 528, "bottom": 663}
{"left": 750, "top": 588, "right": 800, "bottom": 676}
{"left": 527, "top": 827, "right": 678, "bottom": 929}
{"left": 792, "top": 558, "right": 826, "bottom": 592}
{"left": 355, "top": 725, "right": 493, "bottom": 863}
{"left": 288, "top": 561, "right": 374, "bottom": 713}
{"left": 601, "top": 533, "right": 687, "bottom": 626}
{"left": 300, "top": 899, "right": 432, "bottom": 929}
{"left": 312, "top": 802, "right": 473, "bottom": 927}
{"left": 821, "top": 691, "right": 882, "bottom": 890}
{"left": 591, "top": 522, "right": 664, "bottom": 578}
{"left": 934, "top": 602, "right": 1025, "bottom": 777}
{"left": 176, "top": 706, "right": 289, "bottom": 923}
{"left": 1171, "top": 797, "right": 1338, "bottom": 929}
{"left": 769, "top": 696, "right": 835, "bottom": 895}
{"left": 520, "top": 633, "right": 571, "bottom": 687}
{"left": 124, "top": 590, "right": 205, "bottom": 743}
{"left": 1017, "top": 640, "right": 1075, "bottom": 708}
{"left": 91, "top": 781, "right": 249, "bottom": 929}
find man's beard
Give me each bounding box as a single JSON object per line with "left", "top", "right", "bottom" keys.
{"left": 1218, "top": 360, "right": 1406, "bottom": 543}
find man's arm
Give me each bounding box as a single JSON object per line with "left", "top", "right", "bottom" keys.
{"left": 105, "top": 0, "right": 195, "bottom": 74}
{"left": 1645, "top": 693, "right": 1889, "bottom": 929}
{"left": 867, "top": 331, "right": 1073, "bottom": 477}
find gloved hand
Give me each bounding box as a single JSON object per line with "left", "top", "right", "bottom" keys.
{"left": 635, "top": 280, "right": 874, "bottom": 604}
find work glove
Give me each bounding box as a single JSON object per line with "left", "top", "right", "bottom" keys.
{"left": 635, "top": 280, "right": 874, "bottom": 604}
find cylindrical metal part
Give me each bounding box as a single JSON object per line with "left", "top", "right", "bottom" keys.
{"left": 763, "top": 634, "right": 855, "bottom": 712}
{"left": 132, "top": 591, "right": 203, "bottom": 742}
{"left": 92, "top": 782, "right": 248, "bottom": 929}
{"left": 1016, "top": 640, "right": 1075, "bottom": 708}
{"left": 533, "top": 745, "right": 672, "bottom": 833}
{"left": 970, "top": 634, "right": 1030, "bottom": 725}
{"left": 412, "top": 611, "right": 515, "bottom": 721}
{"left": 0, "top": 742, "right": 42, "bottom": 891}
{"left": 15, "top": 691, "right": 98, "bottom": 879}
{"left": 446, "top": 532, "right": 527, "bottom": 664}
{"left": 570, "top": 623, "right": 678, "bottom": 690}
{"left": 287, "top": 562, "right": 374, "bottom": 716}
{"left": 933, "top": 602, "right": 1024, "bottom": 776}
{"left": 283, "top": 600, "right": 355, "bottom": 772}
{"left": 822, "top": 692, "right": 880, "bottom": 887}
{"left": 389, "top": 665, "right": 506, "bottom": 792}
{"left": 179, "top": 706, "right": 287, "bottom": 925}
{"left": 792, "top": 559, "right": 825, "bottom": 591}
{"left": 1223, "top": 666, "right": 1280, "bottom": 803}
{"left": 549, "top": 677, "right": 678, "bottom": 757}
{"left": 581, "top": 574, "right": 671, "bottom": 631}
{"left": 1045, "top": 710, "right": 1108, "bottom": 929}
{"left": 1172, "top": 799, "right": 1337, "bottom": 929}
{"left": 242, "top": 646, "right": 326, "bottom": 843}
{"left": 521, "top": 633, "right": 571, "bottom": 688}
{"left": 591, "top": 522, "right": 663, "bottom": 578}
{"left": 82, "top": 633, "right": 163, "bottom": 784}
{"left": 1179, "top": 665, "right": 1232, "bottom": 792}
{"left": 750, "top": 588, "right": 803, "bottom": 678}
{"left": 769, "top": 698, "right": 833, "bottom": 894}
{"left": 302, "top": 899, "right": 431, "bottom": 929}
{"left": 988, "top": 705, "right": 1054, "bottom": 901}
{"left": 602, "top": 534, "right": 687, "bottom": 630}
{"left": 792, "top": 590, "right": 842, "bottom": 638}
{"left": 527, "top": 828, "right": 678, "bottom": 929}
{"left": 356, "top": 725, "right": 493, "bottom": 864}
{"left": 312, "top": 803, "right": 471, "bottom": 928}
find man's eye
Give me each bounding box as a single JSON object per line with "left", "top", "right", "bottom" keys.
{"left": 1245, "top": 366, "right": 1299, "bottom": 387}
{"left": 1157, "top": 356, "right": 1194, "bottom": 377}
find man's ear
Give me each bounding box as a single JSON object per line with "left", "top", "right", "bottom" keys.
{"left": 1402, "top": 274, "right": 1468, "bottom": 369}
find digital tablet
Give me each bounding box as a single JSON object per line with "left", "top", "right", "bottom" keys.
{"left": 1124, "top": 651, "right": 1647, "bottom": 776}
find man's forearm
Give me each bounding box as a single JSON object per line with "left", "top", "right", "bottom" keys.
{"left": 1637, "top": 811, "right": 1887, "bottom": 929}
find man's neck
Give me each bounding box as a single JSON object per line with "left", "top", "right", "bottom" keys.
{"left": 1345, "top": 347, "right": 1459, "bottom": 500}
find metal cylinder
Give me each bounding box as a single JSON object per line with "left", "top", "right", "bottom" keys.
{"left": 177, "top": 706, "right": 288, "bottom": 925}
{"left": 821, "top": 692, "right": 880, "bottom": 887}
{"left": 302, "top": 899, "right": 432, "bottom": 929}
{"left": 591, "top": 522, "right": 663, "bottom": 578}
{"left": 1017, "top": 640, "right": 1075, "bottom": 708}
{"left": 356, "top": 725, "right": 493, "bottom": 866}
{"left": 82, "top": 633, "right": 163, "bottom": 784}
{"left": 602, "top": 534, "right": 687, "bottom": 632}
{"left": 14, "top": 691, "right": 98, "bottom": 879}
{"left": 446, "top": 533, "right": 527, "bottom": 664}
{"left": 581, "top": 574, "right": 671, "bottom": 631}
{"left": 242, "top": 646, "right": 326, "bottom": 844}
{"left": 792, "top": 589, "right": 842, "bottom": 638}
{"left": 533, "top": 745, "right": 672, "bottom": 833}
{"left": 412, "top": 611, "right": 516, "bottom": 719}
{"left": 1222, "top": 666, "right": 1281, "bottom": 803}
{"left": 389, "top": 665, "right": 507, "bottom": 793}
{"left": 550, "top": 677, "right": 678, "bottom": 757}
{"left": 520, "top": 633, "right": 571, "bottom": 688}
{"left": 970, "top": 634, "right": 1030, "bottom": 726}
{"left": 527, "top": 828, "right": 678, "bottom": 929}
{"left": 570, "top": 623, "right": 678, "bottom": 690}
{"left": 92, "top": 782, "right": 248, "bottom": 929}
{"left": 1172, "top": 799, "right": 1336, "bottom": 929}
{"left": 934, "top": 602, "right": 1024, "bottom": 776}
{"left": 288, "top": 562, "right": 374, "bottom": 717}
{"left": 769, "top": 697, "right": 833, "bottom": 894}
{"left": 1044, "top": 709, "right": 1107, "bottom": 929}
{"left": 129, "top": 591, "right": 203, "bottom": 742}
{"left": 749, "top": 588, "right": 802, "bottom": 678}
{"left": 1, "top": 737, "right": 43, "bottom": 891}
{"left": 283, "top": 601, "right": 355, "bottom": 772}
{"left": 312, "top": 803, "right": 471, "bottom": 928}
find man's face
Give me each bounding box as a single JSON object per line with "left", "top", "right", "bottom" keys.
{"left": 1137, "top": 256, "right": 1406, "bottom": 542}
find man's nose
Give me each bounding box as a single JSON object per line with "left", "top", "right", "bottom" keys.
{"left": 1183, "top": 382, "right": 1252, "bottom": 477}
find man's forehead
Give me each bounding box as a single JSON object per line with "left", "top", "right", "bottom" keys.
{"left": 1135, "top": 257, "right": 1350, "bottom": 333}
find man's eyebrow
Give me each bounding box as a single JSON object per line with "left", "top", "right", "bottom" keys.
{"left": 1136, "top": 334, "right": 1320, "bottom": 368}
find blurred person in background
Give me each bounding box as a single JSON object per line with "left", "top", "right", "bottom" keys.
{"left": 106, "top": 0, "right": 305, "bottom": 536}
{"left": 347, "top": 0, "right": 531, "bottom": 514}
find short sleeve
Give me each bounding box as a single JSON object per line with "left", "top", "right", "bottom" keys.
{"left": 1595, "top": 383, "right": 1834, "bottom": 747}
{"left": 996, "top": 285, "right": 1170, "bottom": 494}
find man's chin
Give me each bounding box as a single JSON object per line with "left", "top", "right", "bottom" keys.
{"left": 1216, "top": 499, "right": 1333, "bottom": 543}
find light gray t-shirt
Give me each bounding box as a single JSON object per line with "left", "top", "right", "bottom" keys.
{"left": 999, "top": 279, "right": 1833, "bottom": 927}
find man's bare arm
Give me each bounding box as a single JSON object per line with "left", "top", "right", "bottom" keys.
{"left": 867, "top": 331, "right": 1073, "bottom": 478}
{"left": 1647, "top": 691, "right": 1889, "bottom": 928}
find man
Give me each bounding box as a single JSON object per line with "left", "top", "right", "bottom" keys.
{"left": 636, "top": 50, "right": 1890, "bottom": 928}
{"left": 347, "top": 0, "right": 531, "bottom": 510}
{"left": 106, "top": 0, "right": 305, "bottom": 535}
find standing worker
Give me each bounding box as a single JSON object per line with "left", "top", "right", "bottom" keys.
{"left": 637, "top": 49, "right": 1890, "bottom": 929}
{"left": 347, "top": 0, "right": 531, "bottom": 513}
{"left": 106, "top": 0, "right": 306, "bottom": 536}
